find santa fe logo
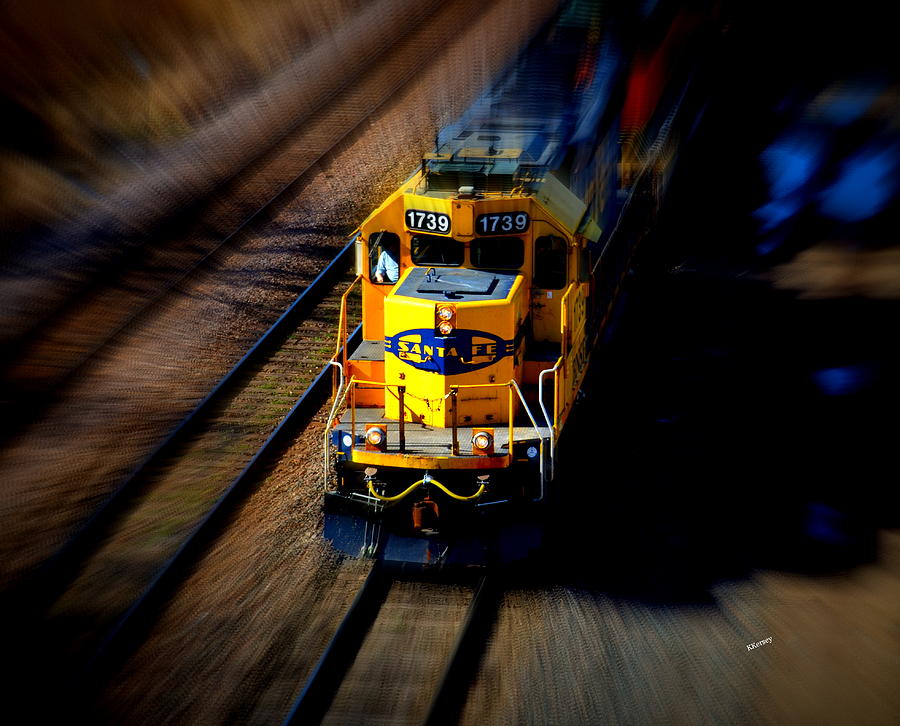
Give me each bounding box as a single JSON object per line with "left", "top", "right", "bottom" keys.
{"left": 384, "top": 328, "right": 514, "bottom": 375}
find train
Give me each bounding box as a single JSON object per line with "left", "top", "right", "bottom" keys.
{"left": 322, "top": 0, "right": 721, "bottom": 564}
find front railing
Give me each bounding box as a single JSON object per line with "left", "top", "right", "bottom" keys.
{"left": 324, "top": 377, "right": 551, "bottom": 498}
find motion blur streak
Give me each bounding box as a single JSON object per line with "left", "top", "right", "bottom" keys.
{"left": 0, "top": 0, "right": 439, "bottom": 341}
{"left": 0, "top": 0, "right": 366, "bottom": 234}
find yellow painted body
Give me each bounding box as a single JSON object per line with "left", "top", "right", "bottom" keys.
{"left": 383, "top": 272, "right": 526, "bottom": 427}
{"left": 357, "top": 175, "right": 576, "bottom": 350}
{"left": 337, "top": 162, "right": 598, "bottom": 464}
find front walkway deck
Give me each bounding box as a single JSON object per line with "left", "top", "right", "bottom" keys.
{"left": 338, "top": 407, "right": 548, "bottom": 456}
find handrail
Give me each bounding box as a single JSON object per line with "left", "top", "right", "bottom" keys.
{"left": 324, "top": 376, "right": 555, "bottom": 503}
{"left": 331, "top": 378, "right": 550, "bottom": 473}
{"left": 335, "top": 378, "right": 400, "bottom": 455}
{"left": 508, "top": 379, "right": 550, "bottom": 500}
{"left": 335, "top": 275, "right": 363, "bottom": 375}
{"left": 537, "top": 356, "right": 562, "bottom": 483}
{"left": 559, "top": 281, "right": 577, "bottom": 357}
{"left": 509, "top": 380, "right": 542, "bottom": 441}
{"left": 323, "top": 371, "right": 354, "bottom": 491}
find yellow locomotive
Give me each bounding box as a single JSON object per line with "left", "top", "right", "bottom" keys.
{"left": 323, "top": 0, "right": 718, "bottom": 563}
{"left": 325, "top": 125, "right": 626, "bottom": 562}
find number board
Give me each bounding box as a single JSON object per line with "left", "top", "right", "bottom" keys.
{"left": 476, "top": 212, "right": 530, "bottom": 235}
{"left": 405, "top": 209, "right": 451, "bottom": 234}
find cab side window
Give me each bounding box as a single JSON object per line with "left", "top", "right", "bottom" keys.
{"left": 533, "top": 235, "right": 566, "bottom": 289}
{"left": 368, "top": 231, "right": 401, "bottom": 284}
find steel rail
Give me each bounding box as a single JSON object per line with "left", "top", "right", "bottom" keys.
{"left": 0, "top": 106, "right": 351, "bottom": 440}
{"left": 281, "top": 562, "right": 394, "bottom": 726}
{"left": 424, "top": 575, "right": 500, "bottom": 726}
{"left": 3, "top": 239, "right": 356, "bottom": 619}
{"left": 79, "top": 323, "right": 362, "bottom": 687}
{"left": 283, "top": 571, "right": 500, "bottom": 726}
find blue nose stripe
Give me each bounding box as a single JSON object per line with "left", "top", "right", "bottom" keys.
{"left": 384, "top": 328, "right": 514, "bottom": 375}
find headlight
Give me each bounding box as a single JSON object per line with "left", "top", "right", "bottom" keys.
{"left": 471, "top": 429, "right": 494, "bottom": 455}
{"left": 435, "top": 304, "right": 456, "bottom": 336}
{"left": 365, "top": 425, "right": 387, "bottom": 451}
{"left": 472, "top": 432, "right": 492, "bottom": 449}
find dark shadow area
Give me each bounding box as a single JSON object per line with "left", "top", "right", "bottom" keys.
{"left": 541, "top": 266, "right": 893, "bottom": 598}
{"left": 527, "top": 0, "right": 898, "bottom": 603}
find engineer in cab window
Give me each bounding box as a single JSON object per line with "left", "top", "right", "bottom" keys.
{"left": 374, "top": 236, "right": 400, "bottom": 283}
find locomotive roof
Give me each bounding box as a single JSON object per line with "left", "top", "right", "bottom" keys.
{"left": 411, "top": 121, "right": 592, "bottom": 236}
{"left": 420, "top": 122, "right": 564, "bottom": 197}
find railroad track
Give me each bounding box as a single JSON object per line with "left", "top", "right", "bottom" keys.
{"left": 0, "top": 0, "right": 450, "bottom": 440}
{"left": 284, "top": 565, "right": 501, "bottom": 726}
{"left": 4, "top": 239, "right": 361, "bottom": 718}
{"left": 20, "top": 240, "right": 355, "bottom": 602}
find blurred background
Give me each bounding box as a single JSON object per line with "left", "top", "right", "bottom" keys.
{"left": 1, "top": 0, "right": 379, "bottom": 342}
{"left": 1, "top": 0, "right": 365, "bottom": 231}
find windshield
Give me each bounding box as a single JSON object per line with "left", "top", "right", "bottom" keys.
{"left": 471, "top": 236, "right": 524, "bottom": 269}
{"left": 410, "top": 234, "right": 464, "bottom": 266}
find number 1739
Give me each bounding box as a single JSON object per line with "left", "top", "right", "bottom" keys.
{"left": 406, "top": 209, "right": 450, "bottom": 233}
{"left": 476, "top": 212, "right": 529, "bottom": 234}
